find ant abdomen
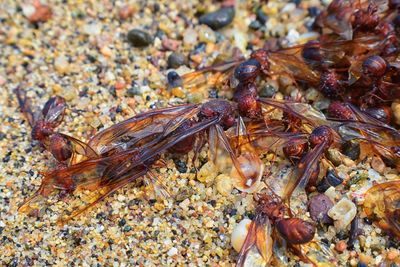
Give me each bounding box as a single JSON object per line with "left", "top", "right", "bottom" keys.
{"left": 234, "top": 59, "right": 261, "bottom": 83}
{"left": 318, "top": 70, "right": 343, "bottom": 99}
{"left": 362, "top": 55, "right": 387, "bottom": 79}
{"left": 309, "top": 125, "right": 334, "bottom": 148}
{"left": 276, "top": 218, "right": 316, "bottom": 245}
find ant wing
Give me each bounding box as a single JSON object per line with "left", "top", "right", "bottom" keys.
{"left": 88, "top": 104, "right": 199, "bottom": 155}
{"left": 15, "top": 87, "right": 37, "bottom": 127}
{"left": 249, "top": 131, "right": 308, "bottom": 156}
{"left": 258, "top": 98, "right": 331, "bottom": 128}
{"left": 237, "top": 215, "right": 273, "bottom": 267}
{"left": 179, "top": 59, "right": 243, "bottom": 92}
{"left": 54, "top": 133, "right": 98, "bottom": 164}
{"left": 57, "top": 166, "right": 149, "bottom": 224}
{"left": 283, "top": 141, "right": 328, "bottom": 202}
{"left": 42, "top": 96, "right": 67, "bottom": 127}
{"left": 268, "top": 51, "right": 320, "bottom": 85}
{"left": 363, "top": 181, "right": 400, "bottom": 240}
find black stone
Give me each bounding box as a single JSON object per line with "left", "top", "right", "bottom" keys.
{"left": 342, "top": 140, "right": 360, "bottom": 160}
{"left": 175, "top": 159, "right": 187, "bottom": 173}
{"left": 118, "top": 218, "right": 126, "bottom": 227}
{"left": 256, "top": 9, "right": 269, "bottom": 24}
{"left": 317, "top": 170, "right": 343, "bottom": 192}
{"left": 127, "top": 29, "right": 154, "bottom": 47}
{"left": 259, "top": 84, "right": 277, "bottom": 98}
{"left": 249, "top": 20, "right": 262, "bottom": 30}
{"left": 199, "top": 7, "right": 235, "bottom": 30}
{"left": 167, "top": 71, "right": 183, "bottom": 88}
{"left": 167, "top": 52, "right": 187, "bottom": 69}
{"left": 308, "top": 7, "right": 320, "bottom": 17}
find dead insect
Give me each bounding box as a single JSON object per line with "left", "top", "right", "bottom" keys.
{"left": 15, "top": 87, "right": 97, "bottom": 164}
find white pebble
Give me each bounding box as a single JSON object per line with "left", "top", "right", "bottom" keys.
{"left": 183, "top": 28, "right": 198, "bottom": 45}
{"left": 231, "top": 218, "right": 252, "bottom": 252}
{"left": 167, "top": 247, "right": 178, "bottom": 257}
{"left": 328, "top": 198, "right": 357, "bottom": 230}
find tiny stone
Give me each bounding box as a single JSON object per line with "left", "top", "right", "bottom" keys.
{"left": 127, "top": 29, "right": 154, "bottom": 47}
{"left": 256, "top": 9, "right": 269, "bottom": 24}
{"left": 167, "top": 53, "right": 187, "bottom": 69}
{"left": 167, "top": 71, "right": 183, "bottom": 88}
{"left": 342, "top": 140, "right": 360, "bottom": 160}
{"left": 199, "top": 7, "right": 235, "bottom": 30}
{"left": 167, "top": 247, "right": 178, "bottom": 257}
{"left": 249, "top": 20, "right": 262, "bottom": 30}
{"left": 335, "top": 240, "right": 347, "bottom": 253}
{"left": 308, "top": 194, "right": 334, "bottom": 224}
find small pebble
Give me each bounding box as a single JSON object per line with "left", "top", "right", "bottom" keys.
{"left": 328, "top": 198, "right": 357, "bottom": 230}
{"left": 119, "top": 5, "right": 134, "bottom": 20}
{"left": 308, "top": 194, "right": 334, "bottom": 224}
{"left": 335, "top": 240, "right": 348, "bottom": 253}
{"left": 256, "top": 9, "right": 269, "bottom": 24}
{"left": 167, "top": 53, "right": 187, "bottom": 69}
{"left": 127, "top": 29, "right": 154, "bottom": 47}
{"left": 167, "top": 71, "right": 183, "bottom": 88}
{"left": 167, "top": 247, "right": 178, "bottom": 257}
{"left": 342, "top": 140, "right": 360, "bottom": 160}
{"left": 199, "top": 7, "right": 235, "bottom": 30}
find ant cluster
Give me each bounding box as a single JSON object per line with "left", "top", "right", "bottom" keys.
{"left": 16, "top": 0, "right": 399, "bottom": 265}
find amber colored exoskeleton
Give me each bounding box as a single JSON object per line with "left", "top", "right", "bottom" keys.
{"left": 363, "top": 181, "right": 400, "bottom": 240}
{"left": 15, "top": 87, "right": 98, "bottom": 164}
{"left": 236, "top": 191, "right": 316, "bottom": 267}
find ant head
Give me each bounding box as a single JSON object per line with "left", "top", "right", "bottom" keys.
{"left": 256, "top": 193, "right": 285, "bottom": 222}
{"left": 31, "top": 120, "right": 53, "bottom": 141}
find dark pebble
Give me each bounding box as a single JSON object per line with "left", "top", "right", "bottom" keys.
{"left": 149, "top": 199, "right": 157, "bottom": 205}
{"left": 199, "top": 7, "right": 235, "bottom": 30}
{"left": 127, "top": 29, "right": 154, "bottom": 47}
{"left": 128, "top": 198, "right": 141, "bottom": 206}
{"left": 167, "top": 52, "right": 187, "bottom": 69}
{"left": 126, "top": 84, "right": 141, "bottom": 97}
{"left": 256, "top": 9, "right": 269, "bottom": 24}
{"left": 291, "top": 0, "right": 302, "bottom": 6}
{"left": 175, "top": 159, "right": 187, "bottom": 173}
{"left": 118, "top": 218, "right": 126, "bottom": 227}
{"left": 317, "top": 170, "right": 343, "bottom": 192}
{"left": 336, "top": 230, "right": 349, "bottom": 240}
{"left": 357, "top": 262, "right": 368, "bottom": 267}
{"left": 167, "top": 71, "right": 183, "bottom": 88}
{"left": 208, "top": 200, "right": 217, "bottom": 207}
{"left": 308, "top": 7, "right": 320, "bottom": 17}
{"left": 208, "top": 89, "right": 218, "bottom": 98}
{"left": 96, "top": 212, "right": 107, "bottom": 220}
{"left": 259, "top": 84, "right": 277, "bottom": 98}
{"left": 342, "top": 140, "right": 360, "bottom": 160}
{"left": 191, "top": 42, "right": 206, "bottom": 55}
{"left": 123, "top": 225, "right": 132, "bottom": 232}
{"left": 244, "top": 211, "right": 255, "bottom": 220}
{"left": 249, "top": 20, "right": 262, "bottom": 30}
{"left": 0, "top": 132, "right": 6, "bottom": 140}
{"left": 308, "top": 194, "right": 333, "bottom": 224}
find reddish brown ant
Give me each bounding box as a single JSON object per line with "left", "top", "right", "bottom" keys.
{"left": 19, "top": 99, "right": 265, "bottom": 222}
{"left": 15, "top": 87, "right": 97, "bottom": 164}
{"left": 233, "top": 188, "right": 317, "bottom": 266}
